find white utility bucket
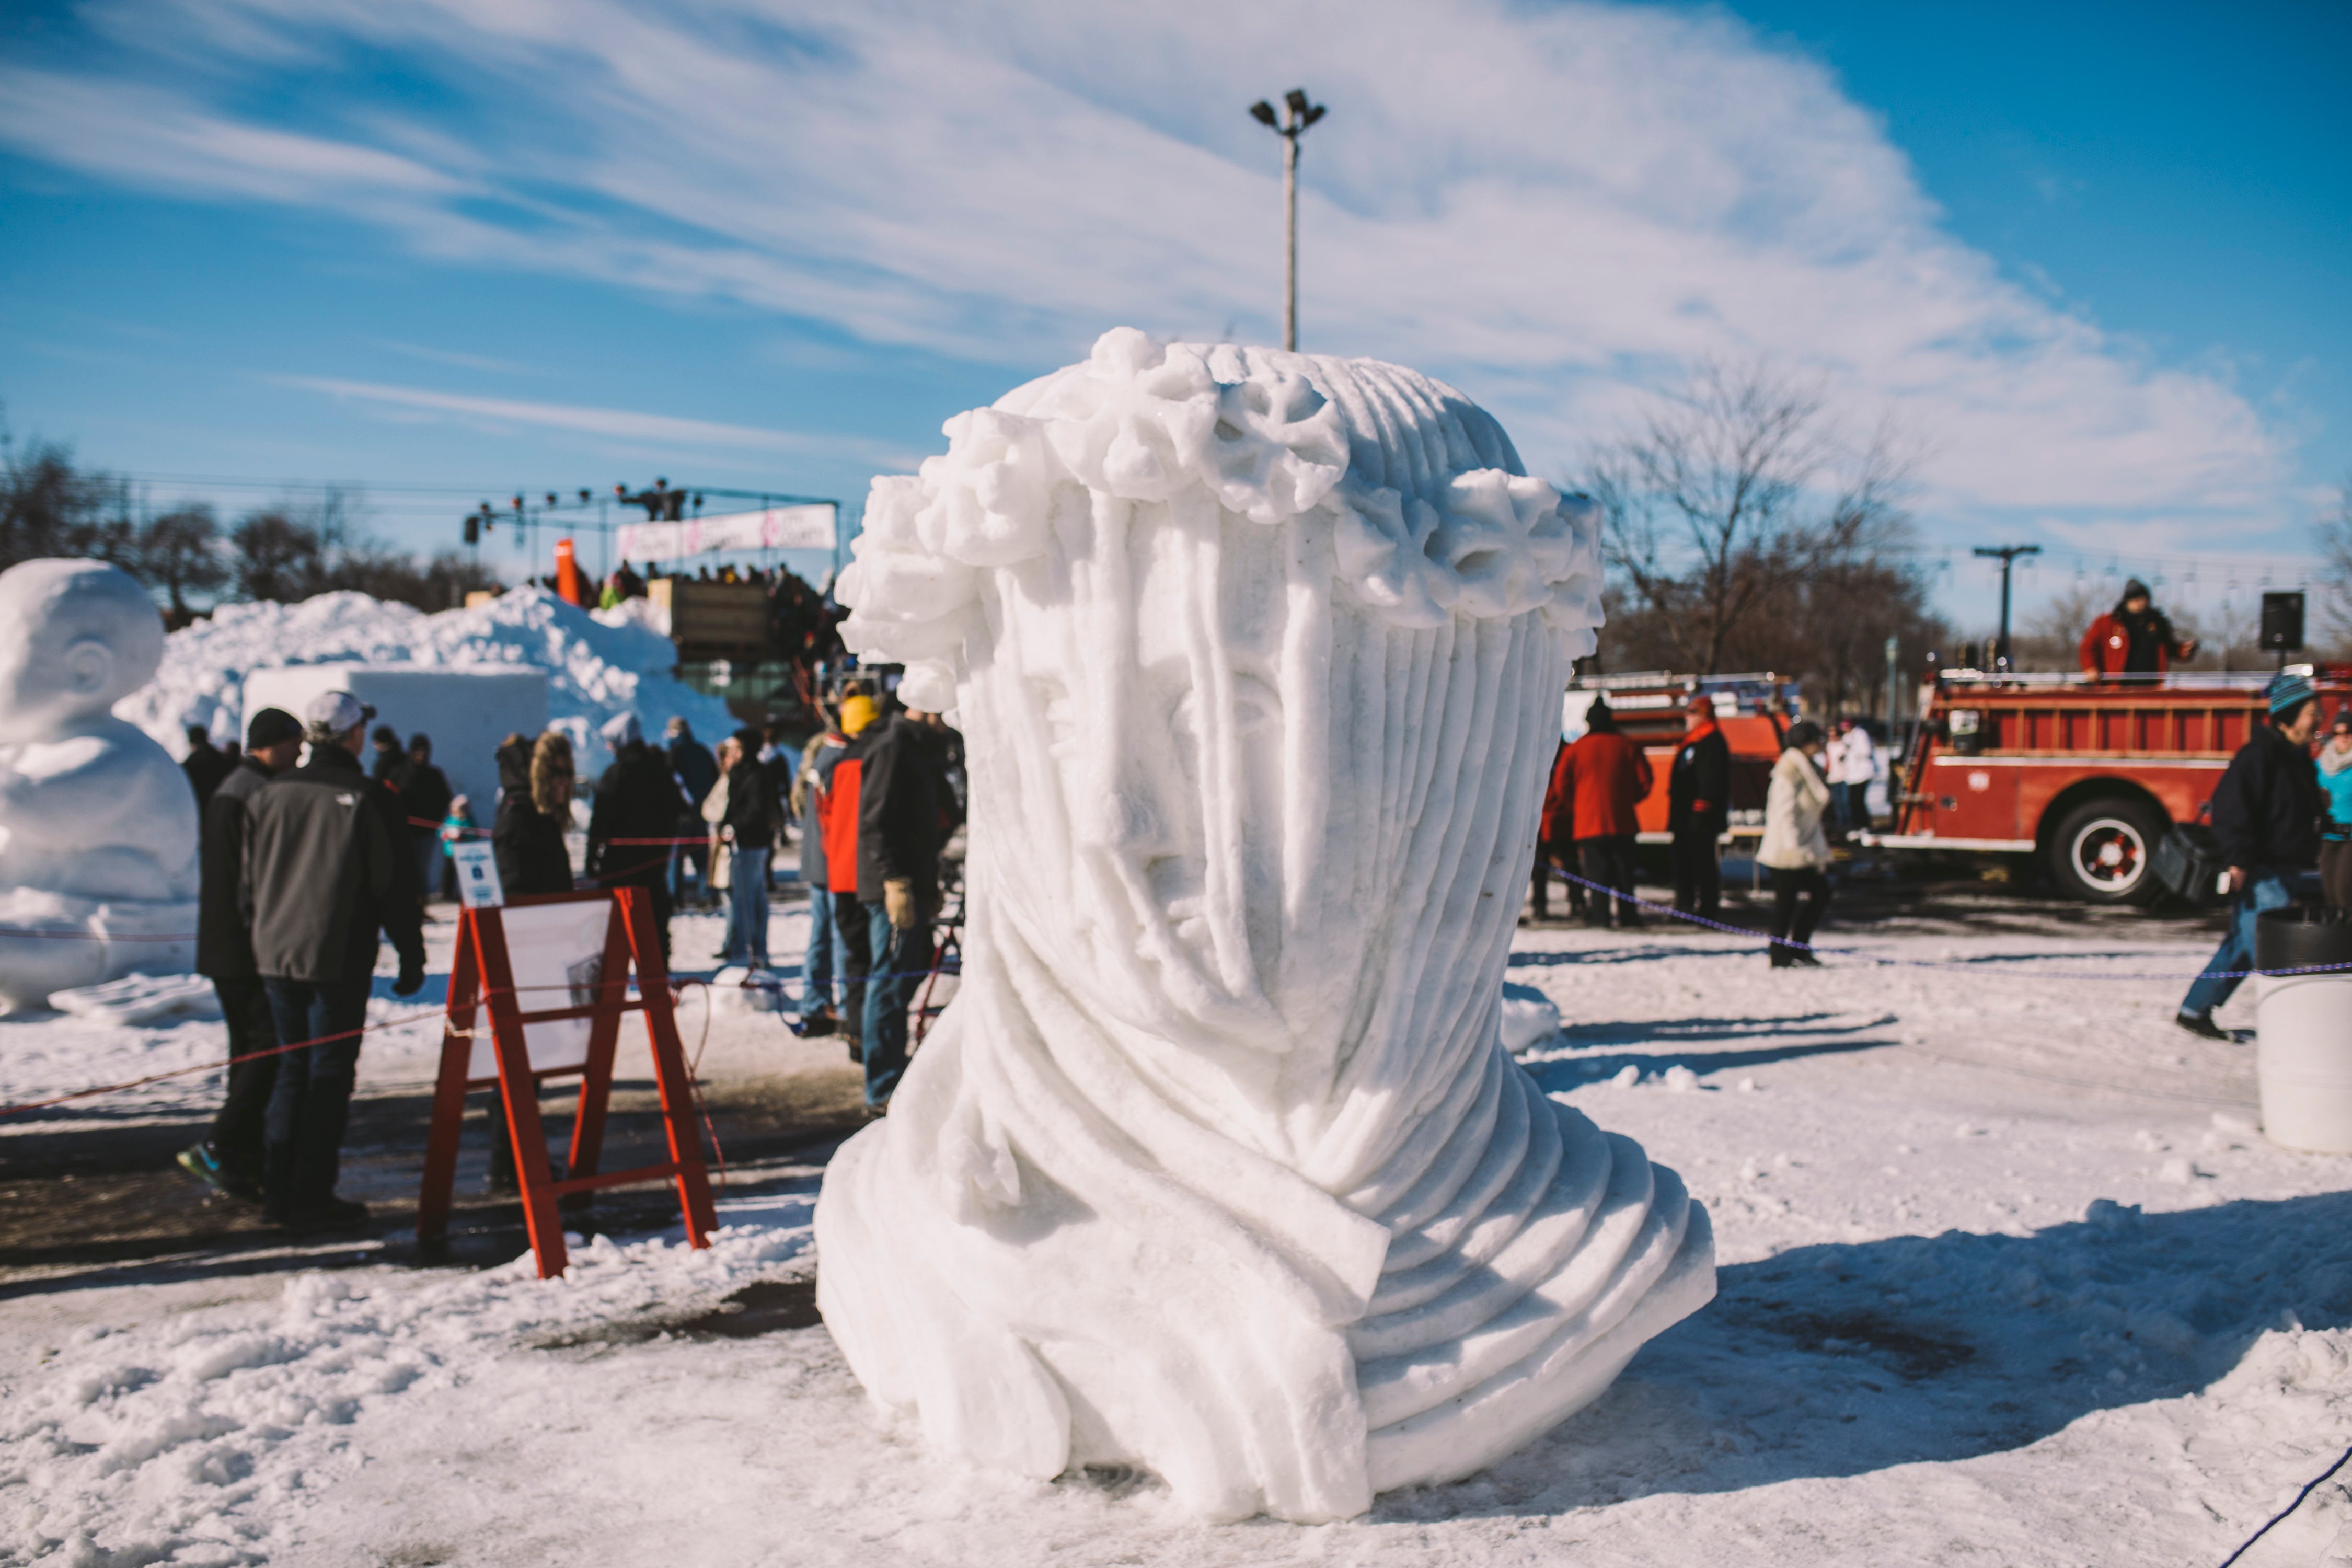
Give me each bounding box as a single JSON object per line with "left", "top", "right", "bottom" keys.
{"left": 2254, "top": 907, "right": 2352, "bottom": 1155}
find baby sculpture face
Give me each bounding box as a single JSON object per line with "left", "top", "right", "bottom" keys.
{"left": 971, "top": 503, "right": 1315, "bottom": 1049}
{"left": 0, "top": 561, "right": 163, "bottom": 744}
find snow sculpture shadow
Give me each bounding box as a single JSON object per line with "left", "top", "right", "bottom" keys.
{"left": 0, "top": 559, "right": 199, "bottom": 1010}
{"left": 815, "top": 331, "right": 1715, "bottom": 1521}
{"left": 1371, "top": 1189, "right": 2352, "bottom": 1519}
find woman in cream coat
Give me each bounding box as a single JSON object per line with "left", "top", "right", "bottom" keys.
{"left": 1758, "top": 719, "right": 1833, "bottom": 969}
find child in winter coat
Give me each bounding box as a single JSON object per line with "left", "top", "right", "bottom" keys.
{"left": 1758, "top": 720, "right": 1834, "bottom": 967}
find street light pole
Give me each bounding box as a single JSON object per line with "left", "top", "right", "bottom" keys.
{"left": 1971, "top": 544, "right": 2042, "bottom": 669}
{"left": 1250, "top": 88, "right": 1327, "bottom": 352}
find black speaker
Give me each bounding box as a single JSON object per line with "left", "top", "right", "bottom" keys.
{"left": 2259, "top": 591, "right": 2305, "bottom": 652}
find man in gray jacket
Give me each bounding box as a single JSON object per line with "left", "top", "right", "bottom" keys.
{"left": 176, "top": 706, "right": 305, "bottom": 1201}
{"left": 241, "top": 690, "right": 426, "bottom": 1232}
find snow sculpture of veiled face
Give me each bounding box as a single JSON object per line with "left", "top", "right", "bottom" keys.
{"left": 819, "top": 332, "right": 1708, "bottom": 1525}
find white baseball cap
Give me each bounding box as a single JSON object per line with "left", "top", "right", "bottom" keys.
{"left": 303, "top": 690, "right": 373, "bottom": 739}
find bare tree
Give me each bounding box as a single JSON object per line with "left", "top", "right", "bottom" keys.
{"left": 137, "top": 504, "right": 229, "bottom": 624}
{"left": 231, "top": 509, "right": 329, "bottom": 603}
{"left": 1584, "top": 361, "right": 1919, "bottom": 676}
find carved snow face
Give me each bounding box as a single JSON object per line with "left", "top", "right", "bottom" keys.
{"left": 0, "top": 560, "right": 164, "bottom": 744}
{"left": 967, "top": 496, "right": 1315, "bottom": 1049}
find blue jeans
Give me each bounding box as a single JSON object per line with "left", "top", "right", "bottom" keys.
{"left": 861, "top": 903, "right": 932, "bottom": 1107}
{"left": 260, "top": 977, "right": 372, "bottom": 1217}
{"left": 2180, "top": 867, "right": 2293, "bottom": 1019}
{"left": 725, "top": 848, "right": 771, "bottom": 966}
{"left": 800, "top": 884, "right": 836, "bottom": 1013}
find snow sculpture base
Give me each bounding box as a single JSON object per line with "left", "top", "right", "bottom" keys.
{"left": 0, "top": 890, "right": 199, "bottom": 1013}
{"left": 814, "top": 332, "right": 1714, "bottom": 1521}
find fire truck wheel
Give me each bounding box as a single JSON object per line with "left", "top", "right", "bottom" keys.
{"left": 2046, "top": 798, "right": 2167, "bottom": 905}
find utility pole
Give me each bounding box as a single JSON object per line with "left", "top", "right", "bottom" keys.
{"left": 1884, "top": 635, "right": 1900, "bottom": 724}
{"left": 1249, "top": 88, "right": 1327, "bottom": 352}
{"left": 1972, "top": 544, "right": 2042, "bottom": 669}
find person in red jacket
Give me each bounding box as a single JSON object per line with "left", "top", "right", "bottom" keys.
{"left": 1533, "top": 735, "right": 1584, "bottom": 922}
{"left": 1559, "top": 698, "right": 1655, "bottom": 928}
{"left": 2079, "top": 579, "right": 2196, "bottom": 679}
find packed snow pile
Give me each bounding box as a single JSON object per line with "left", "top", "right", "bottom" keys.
{"left": 116, "top": 588, "right": 736, "bottom": 777}
{"left": 4, "top": 1221, "right": 813, "bottom": 1566}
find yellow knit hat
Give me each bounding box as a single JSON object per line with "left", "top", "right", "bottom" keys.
{"left": 839, "top": 695, "right": 878, "bottom": 736}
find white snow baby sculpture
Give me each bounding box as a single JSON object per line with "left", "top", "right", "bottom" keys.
{"left": 0, "top": 559, "right": 200, "bottom": 1009}
{"left": 815, "top": 331, "right": 1714, "bottom": 1522}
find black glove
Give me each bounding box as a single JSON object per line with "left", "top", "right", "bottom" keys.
{"left": 394, "top": 960, "right": 426, "bottom": 997}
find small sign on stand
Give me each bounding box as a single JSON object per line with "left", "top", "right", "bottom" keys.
{"left": 451, "top": 840, "right": 504, "bottom": 909}
{"left": 416, "top": 886, "right": 714, "bottom": 1278}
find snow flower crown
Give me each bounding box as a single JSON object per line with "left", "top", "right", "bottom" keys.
{"left": 838, "top": 329, "right": 1602, "bottom": 676}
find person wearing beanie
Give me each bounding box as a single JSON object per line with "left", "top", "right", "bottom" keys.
{"left": 175, "top": 706, "right": 305, "bottom": 1201}
{"left": 2177, "top": 671, "right": 2324, "bottom": 1037}
{"left": 1667, "top": 694, "right": 1731, "bottom": 918}
{"left": 239, "top": 690, "right": 427, "bottom": 1232}
{"left": 2079, "top": 578, "right": 2197, "bottom": 680}
{"left": 1758, "top": 720, "right": 1834, "bottom": 968}
{"left": 2321, "top": 709, "right": 2352, "bottom": 911}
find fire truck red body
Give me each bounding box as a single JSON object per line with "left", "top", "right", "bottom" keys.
{"left": 1876, "top": 665, "right": 2352, "bottom": 902}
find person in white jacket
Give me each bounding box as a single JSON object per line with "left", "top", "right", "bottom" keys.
{"left": 1758, "top": 720, "right": 1834, "bottom": 969}
{"left": 1825, "top": 717, "right": 1876, "bottom": 838}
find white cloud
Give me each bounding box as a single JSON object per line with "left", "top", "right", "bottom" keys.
{"left": 285, "top": 377, "right": 916, "bottom": 469}
{"left": 0, "top": 0, "right": 2307, "bottom": 551}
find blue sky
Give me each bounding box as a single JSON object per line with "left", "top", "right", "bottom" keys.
{"left": 3, "top": 0, "right": 2346, "bottom": 637}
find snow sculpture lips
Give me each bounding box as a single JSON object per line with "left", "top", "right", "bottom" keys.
{"left": 816, "top": 331, "right": 1711, "bottom": 1521}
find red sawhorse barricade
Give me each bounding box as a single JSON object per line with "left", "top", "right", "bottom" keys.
{"left": 415, "top": 887, "right": 714, "bottom": 1279}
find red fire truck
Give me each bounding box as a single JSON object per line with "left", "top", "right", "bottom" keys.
{"left": 1565, "top": 672, "right": 1797, "bottom": 845}
{"left": 1870, "top": 664, "right": 2352, "bottom": 903}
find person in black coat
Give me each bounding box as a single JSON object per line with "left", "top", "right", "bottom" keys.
{"left": 664, "top": 718, "right": 721, "bottom": 910}
{"left": 855, "top": 704, "right": 952, "bottom": 1108}
{"left": 240, "top": 691, "right": 427, "bottom": 1232}
{"left": 177, "top": 706, "right": 305, "bottom": 1201}
{"left": 182, "top": 725, "right": 237, "bottom": 810}
{"left": 492, "top": 732, "right": 575, "bottom": 896}
{"left": 2177, "top": 673, "right": 2325, "bottom": 1036}
{"left": 719, "top": 729, "right": 782, "bottom": 968}
{"left": 587, "top": 713, "right": 679, "bottom": 959}
{"left": 396, "top": 734, "right": 455, "bottom": 904}
{"left": 1666, "top": 695, "right": 1731, "bottom": 919}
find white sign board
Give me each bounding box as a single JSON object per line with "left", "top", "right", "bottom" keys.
{"left": 451, "top": 842, "right": 503, "bottom": 908}
{"left": 615, "top": 503, "right": 836, "bottom": 562}
{"left": 468, "top": 898, "right": 616, "bottom": 1081}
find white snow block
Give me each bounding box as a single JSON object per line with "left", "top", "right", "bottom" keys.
{"left": 1500, "top": 981, "right": 1561, "bottom": 1052}
{"left": 812, "top": 332, "right": 1714, "bottom": 1523}
{"left": 242, "top": 665, "right": 549, "bottom": 818}
{"left": 50, "top": 972, "right": 222, "bottom": 1028}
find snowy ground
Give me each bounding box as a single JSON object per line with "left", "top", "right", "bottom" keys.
{"left": 5, "top": 907, "right": 2350, "bottom": 1566}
